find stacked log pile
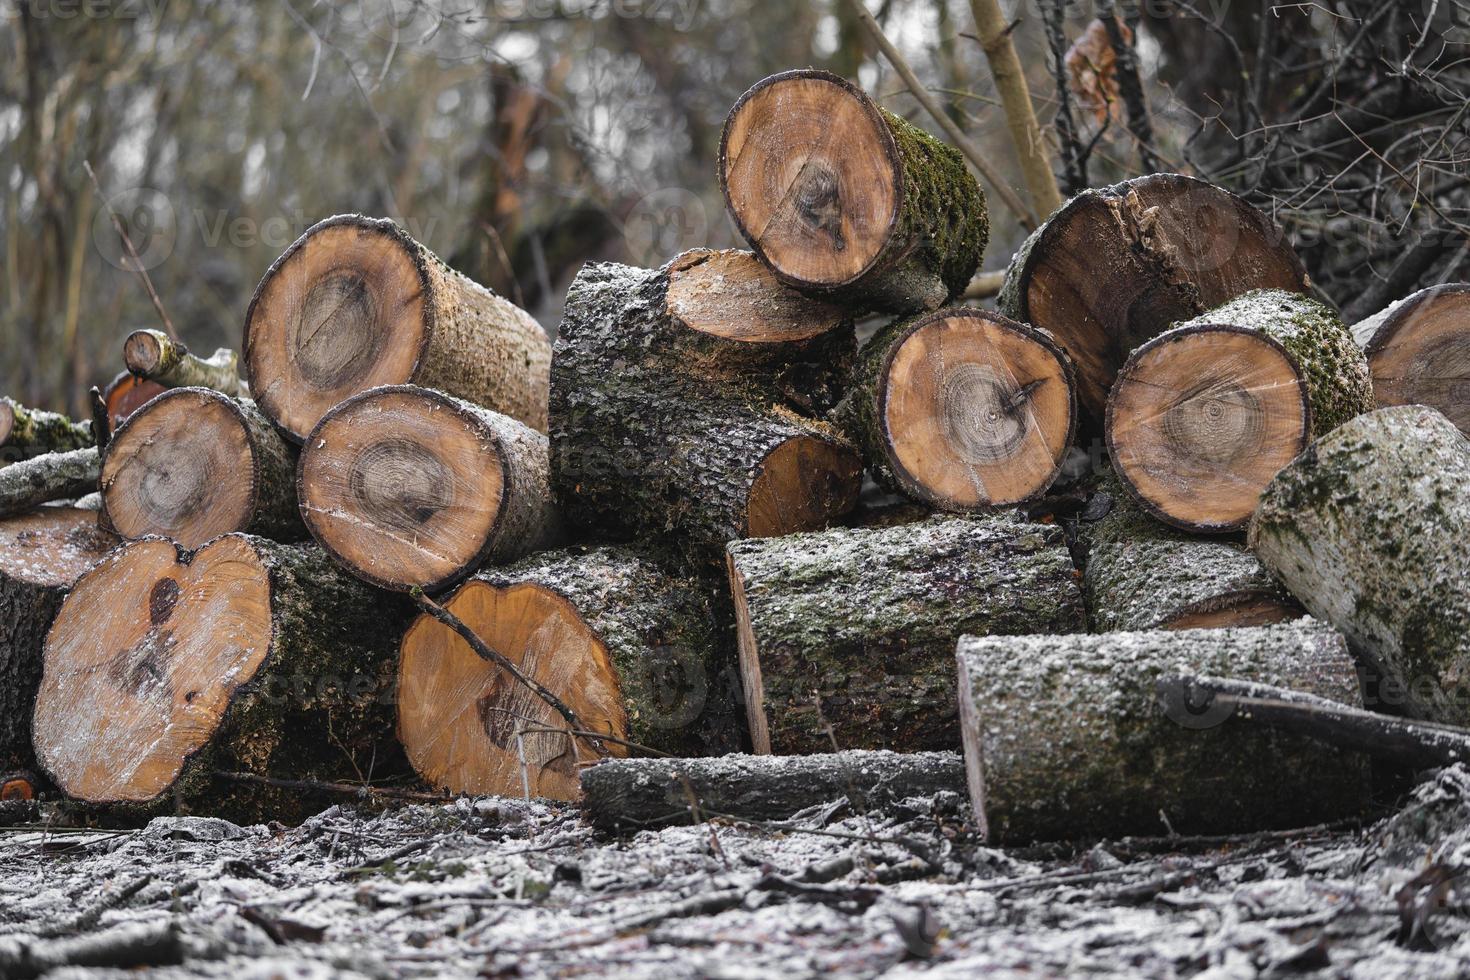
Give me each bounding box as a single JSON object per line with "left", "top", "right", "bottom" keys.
{"left": 1, "top": 69, "right": 1467, "bottom": 844}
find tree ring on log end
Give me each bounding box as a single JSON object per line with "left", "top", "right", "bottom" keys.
{"left": 299, "top": 386, "right": 506, "bottom": 593}
{"left": 882, "top": 309, "right": 1075, "bottom": 509}
{"left": 101, "top": 388, "right": 261, "bottom": 549}
{"left": 397, "top": 580, "right": 627, "bottom": 800}
{"left": 121, "top": 330, "right": 166, "bottom": 377}
{"left": 745, "top": 434, "right": 862, "bottom": 538}
{"left": 244, "top": 216, "right": 432, "bottom": 441}
{"left": 664, "top": 248, "right": 847, "bottom": 344}
{"left": 33, "top": 535, "right": 273, "bottom": 803}
{"left": 720, "top": 69, "right": 901, "bottom": 290}
{"left": 1108, "top": 324, "right": 1310, "bottom": 532}
{"left": 1359, "top": 283, "right": 1470, "bottom": 434}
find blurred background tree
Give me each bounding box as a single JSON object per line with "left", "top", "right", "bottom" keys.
{"left": 2, "top": 0, "right": 1466, "bottom": 415}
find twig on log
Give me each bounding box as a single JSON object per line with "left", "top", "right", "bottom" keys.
{"left": 87, "top": 386, "right": 110, "bottom": 455}
{"left": 211, "top": 771, "right": 449, "bottom": 803}
{"left": 82, "top": 161, "right": 178, "bottom": 342}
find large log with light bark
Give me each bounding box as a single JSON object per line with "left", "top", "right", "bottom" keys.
{"left": 397, "top": 547, "right": 729, "bottom": 801}
{"left": 580, "top": 750, "right": 965, "bottom": 831}
{"left": 0, "top": 508, "right": 118, "bottom": 776}
{"left": 243, "top": 214, "right": 552, "bottom": 442}
{"left": 0, "top": 399, "right": 93, "bottom": 462}
{"left": 1250, "top": 405, "right": 1470, "bottom": 726}
{"left": 956, "top": 619, "right": 1369, "bottom": 844}
{"left": 1079, "top": 472, "right": 1301, "bottom": 631}
{"left": 728, "top": 515, "right": 1085, "bottom": 755}
{"left": 837, "top": 307, "right": 1075, "bottom": 510}
{"left": 720, "top": 69, "right": 988, "bottom": 313}
{"left": 99, "top": 387, "right": 301, "bottom": 549}
{"left": 299, "top": 385, "right": 560, "bottom": 592}
{"left": 0, "top": 448, "right": 99, "bottom": 519}
{"left": 123, "top": 329, "right": 249, "bottom": 398}
{"left": 998, "top": 173, "right": 1309, "bottom": 421}
{"left": 1108, "top": 289, "right": 1374, "bottom": 532}
{"left": 32, "top": 535, "right": 413, "bottom": 820}
{"left": 551, "top": 262, "right": 862, "bottom": 553}
{"left": 1350, "top": 283, "right": 1470, "bottom": 435}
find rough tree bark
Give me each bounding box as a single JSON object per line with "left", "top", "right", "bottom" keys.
{"left": 728, "top": 515, "right": 1085, "bottom": 755}
{"left": 0, "top": 448, "right": 100, "bottom": 519}
{"left": 720, "top": 69, "right": 988, "bottom": 313}
{"left": 123, "top": 329, "right": 249, "bottom": 398}
{"left": 243, "top": 214, "right": 552, "bottom": 442}
{"left": 1350, "top": 282, "right": 1470, "bottom": 435}
{"left": 0, "top": 399, "right": 93, "bottom": 460}
{"left": 1250, "top": 405, "right": 1470, "bottom": 726}
{"left": 956, "top": 619, "right": 1369, "bottom": 843}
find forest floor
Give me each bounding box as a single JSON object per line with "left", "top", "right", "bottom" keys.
{"left": 3, "top": 767, "right": 1470, "bottom": 978}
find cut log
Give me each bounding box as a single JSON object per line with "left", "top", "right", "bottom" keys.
{"left": 1108, "top": 289, "right": 1374, "bottom": 532}
{"left": 1079, "top": 472, "right": 1301, "bottom": 631}
{"left": 837, "top": 307, "right": 1075, "bottom": 510}
{"left": 0, "top": 399, "right": 94, "bottom": 461}
{"left": 728, "top": 515, "right": 1085, "bottom": 755}
{"left": 1250, "top": 405, "right": 1470, "bottom": 726}
{"left": 243, "top": 214, "right": 552, "bottom": 442}
{"left": 580, "top": 750, "right": 965, "bottom": 831}
{"left": 0, "top": 508, "right": 118, "bottom": 776}
{"left": 101, "top": 372, "right": 167, "bottom": 429}
{"left": 397, "top": 547, "right": 727, "bottom": 801}
{"left": 123, "top": 328, "right": 249, "bottom": 398}
{"left": 32, "top": 535, "right": 412, "bottom": 820}
{"left": 998, "top": 173, "right": 1309, "bottom": 421}
{"left": 1350, "top": 283, "right": 1470, "bottom": 435}
{"left": 299, "top": 385, "right": 560, "bottom": 593}
{"left": 100, "top": 387, "right": 301, "bottom": 549}
{"left": 720, "top": 69, "right": 988, "bottom": 313}
{"left": 0, "top": 448, "right": 100, "bottom": 519}
{"left": 956, "top": 619, "right": 1369, "bottom": 843}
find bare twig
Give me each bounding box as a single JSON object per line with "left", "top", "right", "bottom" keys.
{"left": 82, "top": 160, "right": 179, "bottom": 342}
{"left": 211, "top": 771, "right": 450, "bottom": 803}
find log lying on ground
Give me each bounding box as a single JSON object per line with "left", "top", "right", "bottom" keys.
{"left": 1250, "top": 405, "right": 1470, "bottom": 726}
{"left": 0, "top": 508, "right": 118, "bottom": 776}
{"left": 101, "top": 372, "right": 167, "bottom": 429}
{"left": 728, "top": 515, "right": 1085, "bottom": 755}
{"left": 580, "top": 750, "right": 965, "bottom": 831}
{"left": 100, "top": 387, "right": 301, "bottom": 549}
{"left": 720, "top": 69, "right": 988, "bottom": 313}
{"left": 1108, "top": 289, "right": 1374, "bottom": 532}
{"left": 0, "top": 448, "right": 100, "bottom": 519}
{"left": 1350, "top": 282, "right": 1470, "bottom": 435}
{"left": 551, "top": 263, "right": 862, "bottom": 552}
{"left": 123, "top": 328, "right": 249, "bottom": 398}
{"left": 1079, "top": 472, "right": 1301, "bottom": 631}
{"left": 956, "top": 619, "right": 1369, "bottom": 843}
{"left": 32, "top": 535, "right": 412, "bottom": 820}
{"left": 837, "top": 307, "right": 1075, "bottom": 510}
{"left": 243, "top": 214, "right": 552, "bottom": 442}
{"left": 299, "top": 385, "right": 559, "bottom": 592}
{"left": 0, "top": 399, "right": 93, "bottom": 461}
{"left": 998, "top": 173, "right": 1309, "bottom": 421}
{"left": 397, "top": 547, "right": 728, "bottom": 801}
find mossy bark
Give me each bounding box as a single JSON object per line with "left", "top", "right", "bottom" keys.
{"left": 729, "top": 514, "right": 1085, "bottom": 755}
{"left": 1250, "top": 406, "right": 1470, "bottom": 726}
{"left": 957, "top": 619, "right": 1369, "bottom": 844}
{"left": 0, "top": 448, "right": 100, "bottom": 519}
{"left": 0, "top": 399, "right": 94, "bottom": 461}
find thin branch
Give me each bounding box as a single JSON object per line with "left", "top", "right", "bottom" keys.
{"left": 81, "top": 160, "right": 178, "bottom": 342}
{"left": 212, "top": 771, "right": 450, "bottom": 802}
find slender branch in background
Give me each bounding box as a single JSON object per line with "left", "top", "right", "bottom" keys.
{"left": 964, "top": 269, "right": 1006, "bottom": 299}
{"left": 82, "top": 160, "right": 179, "bottom": 342}
{"left": 842, "top": 0, "right": 1039, "bottom": 231}
{"left": 1097, "top": 0, "right": 1159, "bottom": 171}
{"left": 967, "top": 0, "right": 1065, "bottom": 217}
{"left": 1039, "top": 0, "right": 1087, "bottom": 192}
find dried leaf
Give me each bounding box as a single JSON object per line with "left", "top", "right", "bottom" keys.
{"left": 1066, "top": 18, "right": 1133, "bottom": 126}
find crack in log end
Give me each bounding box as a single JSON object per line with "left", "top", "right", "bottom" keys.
{"left": 793, "top": 162, "right": 846, "bottom": 251}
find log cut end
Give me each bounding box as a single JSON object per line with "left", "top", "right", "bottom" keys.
{"left": 103, "top": 372, "right": 168, "bottom": 429}
{"left": 720, "top": 70, "right": 900, "bottom": 290}
{"left": 0, "top": 507, "right": 117, "bottom": 588}
{"left": 664, "top": 248, "right": 847, "bottom": 344}
{"left": 745, "top": 432, "right": 862, "bottom": 538}
{"left": 33, "top": 535, "right": 274, "bottom": 804}
{"left": 1108, "top": 325, "right": 1309, "bottom": 532}
{"left": 1354, "top": 283, "right": 1470, "bottom": 434}
{"left": 122, "top": 329, "right": 168, "bottom": 377}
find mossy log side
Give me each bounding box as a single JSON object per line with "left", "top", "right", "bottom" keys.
{"left": 32, "top": 535, "right": 414, "bottom": 822}
{"left": 720, "top": 69, "right": 988, "bottom": 313}
{"left": 1078, "top": 472, "right": 1301, "bottom": 631}
{"left": 728, "top": 515, "right": 1085, "bottom": 755}
{"left": 580, "top": 750, "right": 964, "bottom": 831}
{"left": 1350, "top": 282, "right": 1470, "bottom": 435}
{"left": 956, "top": 619, "right": 1369, "bottom": 844}
{"left": 1108, "top": 289, "right": 1374, "bottom": 532}
{"left": 0, "top": 508, "right": 118, "bottom": 776}
{"left": 0, "top": 448, "right": 100, "bottom": 519}
{"left": 998, "top": 173, "right": 1309, "bottom": 422}
{"left": 123, "top": 329, "right": 249, "bottom": 398}
{"left": 0, "top": 399, "right": 94, "bottom": 461}
{"left": 244, "top": 214, "right": 552, "bottom": 442}
{"left": 551, "top": 264, "right": 862, "bottom": 554}
{"left": 398, "top": 546, "right": 733, "bottom": 801}
{"left": 100, "top": 388, "right": 302, "bottom": 549}
{"left": 1250, "top": 406, "right": 1470, "bottom": 726}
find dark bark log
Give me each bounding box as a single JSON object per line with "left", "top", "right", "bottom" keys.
{"left": 1350, "top": 282, "right": 1470, "bottom": 436}
{"left": 0, "top": 921, "right": 185, "bottom": 978}
{"left": 0, "top": 448, "right": 99, "bottom": 519}
{"left": 0, "top": 398, "right": 94, "bottom": 462}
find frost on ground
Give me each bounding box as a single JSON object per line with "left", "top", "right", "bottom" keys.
{"left": 3, "top": 767, "right": 1470, "bottom": 978}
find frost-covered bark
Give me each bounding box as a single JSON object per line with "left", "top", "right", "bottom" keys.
{"left": 0, "top": 448, "right": 99, "bottom": 518}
